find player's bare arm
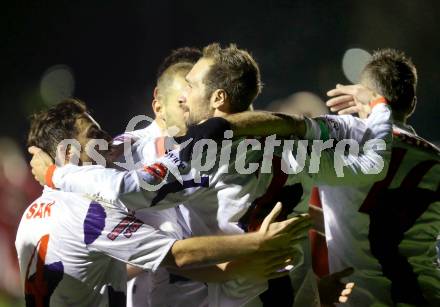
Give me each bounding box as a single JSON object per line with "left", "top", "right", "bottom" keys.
{"left": 170, "top": 248, "right": 298, "bottom": 283}
{"left": 221, "top": 84, "right": 384, "bottom": 138}
{"left": 225, "top": 111, "right": 307, "bottom": 138}
{"left": 162, "top": 203, "right": 311, "bottom": 268}
{"left": 127, "top": 203, "right": 310, "bottom": 282}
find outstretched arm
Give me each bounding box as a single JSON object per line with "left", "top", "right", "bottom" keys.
{"left": 303, "top": 84, "right": 392, "bottom": 186}
{"left": 225, "top": 111, "right": 307, "bottom": 138}
{"left": 223, "top": 84, "right": 384, "bottom": 139}
{"left": 223, "top": 85, "right": 392, "bottom": 186}
{"left": 163, "top": 204, "right": 310, "bottom": 268}
{"left": 128, "top": 203, "right": 311, "bottom": 281}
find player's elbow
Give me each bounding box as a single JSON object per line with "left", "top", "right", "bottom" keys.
{"left": 173, "top": 254, "right": 193, "bottom": 268}
{"left": 164, "top": 241, "right": 194, "bottom": 269}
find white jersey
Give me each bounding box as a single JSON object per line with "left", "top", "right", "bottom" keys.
{"left": 15, "top": 187, "right": 175, "bottom": 307}
{"left": 47, "top": 104, "right": 392, "bottom": 306}
{"left": 117, "top": 121, "right": 208, "bottom": 307}
{"left": 318, "top": 124, "right": 440, "bottom": 306}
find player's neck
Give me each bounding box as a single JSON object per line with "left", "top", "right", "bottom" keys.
{"left": 393, "top": 114, "right": 407, "bottom": 125}
{"left": 212, "top": 109, "right": 230, "bottom": 118}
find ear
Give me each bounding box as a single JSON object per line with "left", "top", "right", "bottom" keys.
{"left": 211, "top": 89, "right": 229, "bottom": 111}
{"left": 55, "top": 143, "right": 71, "bottom": 166}
{"left": 152, "top": 98, "right": 162, "bottom": 117}
{"left": 153, "top": 86, "right": 159, "bottom": 100}
{"left": 55, "top": 140, "right": 82, "bottom": 166}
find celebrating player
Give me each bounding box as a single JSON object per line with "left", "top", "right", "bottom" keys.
{"left": 16, "top": 99, "right": 311, "bottom": 307}
{"left": 28, "top": 43, "right": 392, "bottom": 306}
{"left": 115, "top": 46, "right": 211, "bottom": 307}
{"left": 323, "top": 49, "right": 440, "bottom": 306}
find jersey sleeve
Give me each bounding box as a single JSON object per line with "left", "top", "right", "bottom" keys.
{"left": 302, "top": 103, "right": 392, "bottom": 186}
{"left": 85, "top": 204, "right": 176, "bottom": 272}
{"left": 51, "top": 150, "right": 210, "bottom": 211}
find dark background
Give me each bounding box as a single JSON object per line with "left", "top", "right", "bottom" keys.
{"left": 1, "top": 0, "right": 439, "bottom": 146}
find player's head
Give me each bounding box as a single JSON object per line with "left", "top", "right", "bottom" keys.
{"left": 181, "top": 43, "right": 262, "bottom": 125}
{"left": 28, "top": 99, "right": 110, "bottom": 165}
{"left": 360, "top": 49, "right": 417, "bottom": 122}
{"left": 153, "top": 47, "right": 202, "bottom": 135}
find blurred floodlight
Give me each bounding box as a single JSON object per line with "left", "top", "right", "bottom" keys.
{"left": 40, "top": 64, "right": 75, "bottom": 105}
{"left": 342, "top": 48, "right": 372, "bottom": 84}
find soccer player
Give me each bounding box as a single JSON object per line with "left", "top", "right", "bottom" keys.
{"left": 113, "top": 46, "right": 355, "bottom": 307}
{"left": 324, "top": 49, "right": 440, "bottom": 305}
{"left": 115, "top": 46, "right": 211, "bottom": 307}
{"left": 16, "top": 99, "right": 310, "bottom": 307}
{"left": 29, "top": 43, "right": 390, "bottom": 306}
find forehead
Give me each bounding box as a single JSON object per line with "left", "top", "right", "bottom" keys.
{"left": 186, "top": 58, "right": 214, "bottom": 83}
{"left": 169, "top": 74, "right": 187, "bottom": 92}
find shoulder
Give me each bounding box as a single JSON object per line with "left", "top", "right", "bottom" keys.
{"left": 16, "top": 190, "right": 61, "bottom": 248}
{"left": 393, "top": 127, "right": 440, "bottom": 159}
{"left": 20, "top": 189, "right": 60, "bottom": 222}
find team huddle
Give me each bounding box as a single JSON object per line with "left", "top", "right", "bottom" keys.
{"left": 15, "top": 44, "right": 439, "bottom": 306}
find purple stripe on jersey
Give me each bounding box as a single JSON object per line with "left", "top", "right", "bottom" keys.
{"left": 46, "top": 261, "right": 64, "bottom": 273}
{"left": 83, "top": 202, "right": 106, "bottom": 245}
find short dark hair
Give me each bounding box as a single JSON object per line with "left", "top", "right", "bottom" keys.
{"left": 202, "top": 43, "right": 262, "bottom": 113}
{"left": 361, "top": 48, "right": 417, "bottom": 115}
{"left": 27, "top": 99, "right": 89, "bottom": 160}
{"left": 156, "top": 47, "right": 202, "bottom": 80}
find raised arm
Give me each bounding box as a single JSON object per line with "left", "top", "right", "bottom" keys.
{"left": 301, "top": 84, "right": 392, "bottom": 186}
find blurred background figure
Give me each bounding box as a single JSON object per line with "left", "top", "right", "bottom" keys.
{"left": 0, "top": 139, "right": 40, "bottom": 307}
{"left": 266, "top": 91, "right": 329, "bottom": 118}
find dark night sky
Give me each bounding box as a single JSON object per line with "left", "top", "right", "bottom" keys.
{"left": 1, "top": 0, "right": 439, "bottom": 149}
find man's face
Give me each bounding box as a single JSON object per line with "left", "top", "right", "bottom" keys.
{"left": 74, "top": 115, "right": 110, "bottom": 164}
{"left": 160, "top": 73, "right": 189, "bottom": 136}
{"left": 181, "top": 58, "right": 215, "bottom": 125}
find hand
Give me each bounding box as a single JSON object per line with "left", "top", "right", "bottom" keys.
{"left": 224, "top": 248, "right": 297, "bottom": 281}
{"left": 257, "top": 202, "right": 311, "bottom": 252}
{"left": 326, "top": 84, "right": 382, "bottom": 119}
{"left": 318, "top": 267, "right": 355, "bottom": 305}
{"left": 28, "top": 146, "right": 54, "bottom": 186}
{"left": 172, "top": 117, "right": 232, "bottom": 161}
